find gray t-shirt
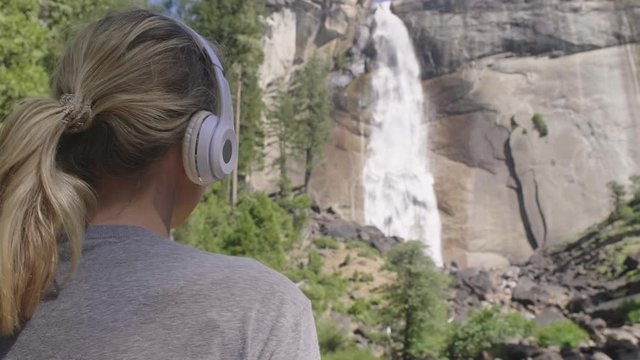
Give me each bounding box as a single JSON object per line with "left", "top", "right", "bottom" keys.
{"left": 4, "top": 225, "right": 320, "bottom": 360}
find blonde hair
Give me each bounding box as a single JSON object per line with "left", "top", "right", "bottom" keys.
{"left": 0, "top": 9, "right": 219, "bottom": 335}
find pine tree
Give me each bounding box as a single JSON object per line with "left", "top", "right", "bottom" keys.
{"left": 268, "top": 89, "right": 296, "bottom": 196}
{"left": 181, "top": 0, "right": 265, "bottom": 177}
{"left": 289, "top": 55, "right": 332, "bottom": 192}
{"left": 383, "top": 241, "right": 450, "bottom": 360}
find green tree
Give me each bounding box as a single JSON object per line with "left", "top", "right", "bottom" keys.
{"left": 174, "top": 184, "right": 307, "bottom": 271}
{"left": 268, "top": 89, "right": 296, "bottom": 195}
{"left": 289, "top": 55, "right": 333, "bottom": 192}
{"left": 0, "top": 0, "right": 142, "bottom": 120}
{"left": 630, "top": 175, "right": 640, "bottom": 198}
{"left": 0, "top": 0, "right": 49, "bottom": 119}
{"left": 444, "top": 307, "right": 533, "bottom": 359}
{"left": 181, "top": 0, "right": 265, "bottom": 177}
{"left": 383, "top": 241, "right": 450, "bottom": 360}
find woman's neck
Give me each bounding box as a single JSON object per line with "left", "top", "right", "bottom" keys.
{"left": 90, "top": 174, "right": 175, "bottom": 237}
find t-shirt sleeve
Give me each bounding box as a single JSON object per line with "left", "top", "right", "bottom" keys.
{"left": 268, "top": 298, "right": 320, "bottom": 360}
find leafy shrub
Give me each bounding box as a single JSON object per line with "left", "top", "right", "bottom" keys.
{"left": 333, "top": 53, "right": 349, "bottom": 72}
{"left": 317, "top": 320, "right": 347, "bottom": 354}
{"left": 616, "top": 299, "right": 640, "bottom": 324}
{"left": 346, "top": 240, "right": 379, "bottom": 258}
{"left": 618, "top": 205, "right": 636, "bottom": 221}
{"left": 444, "top": 307, "right": 534, "bottom": 359}
{"left": 628, "top": 308, "right": 640, "bottom": 324}
{"left": 307, "top": 250, "right": 324, "bottom": 275}
{"left": 175, "top": 187, "right": 305, "bottom": 270}
{"left": 532, "top": 113, "right": 548, "bottom": 137}
{"left": 315, "top": 236, "right": 340, "bottom": 250}
{"left": 287, "top": 252, "right": 348, "bottom": 313}
{"left": 323, "top": 347, "right": 379, "bottom": 360}
{"left": 535, "top": 321, "right": 589, "bottom": 349}
{"left": 347, "top": 298, "right": 368, "bottom": 317}
{"left": 351, "top": 271, "right": 374, "bottom": 283}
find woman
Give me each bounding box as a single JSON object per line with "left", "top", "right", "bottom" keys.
{"left": 0, "top": 9, "right": 319, "bottom": 360}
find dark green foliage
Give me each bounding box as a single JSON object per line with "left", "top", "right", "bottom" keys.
{"left": 630, "top": 175, "right": 640, "bottom": 198}
{"left": 307, "top": 250, "right": 324, "bottom": 276}
{"left": 289, "top": 55, "right": 333, "bottom": 191}
{"left": 333, "top": 53, "right": 348, "bottom": 71}
{"left": 350, "top": 271, "right": 374, "bottom": 283}
{"left": 317, "top": 319, "right": 379, "bottom": 360}
{"left": 532, "top": 113, "right": 548, "bottom": 137}
{"left": 535, "top": 321, "right": 589, "bottom": 349}
{"left": 323, "top": 347, "right": 379, "bottom": 360}
{"left": 444, "top": 307, "right": 534, "bottom": 359}
{"left": 268, "top": 90, "right": 297, "bottom": 195}
{"left": 0, "top": 0, "right": 48, "bottom": 119}
{"left": 346, "top": 240, "right": 379, "bottom": 258}
{"left": 0, "top": 0, "right": 140, "bottom": 120}
{"left": 616, "top": 299, "right": 640, "bottom": 324}
{"left": 608, "top": 181, "right": 633, "bottom": 221}
{"left": 384, "top": 241, "right": 450, "bottom": 359}
{"left": 175, "top": 184, "right": 307, "bottom": 270}
{"left": 609, "top": 181, "right": 627, "bottom": 209}
{"left": 286, "top": 251, "right": 348, "bottom": 313}
{"left": 317, "top": 320, "right": 348, "bottom": 354}
{"left": 315, "top": 236, "right": 340, "bottom": 250}
{"left": 181, "top": 0, "right": 265, "bottom": 175}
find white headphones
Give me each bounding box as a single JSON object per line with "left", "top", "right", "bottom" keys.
{"left": 169, "top": 17, "right": 239, "bottom": 185}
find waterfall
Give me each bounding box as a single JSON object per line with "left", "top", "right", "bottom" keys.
{"left": 363, "top": 1, "right": 443, "bottom": 266}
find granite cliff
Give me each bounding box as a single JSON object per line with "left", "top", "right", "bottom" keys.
{"left": 251, "top": 0, "right": 640, "bottom": 268}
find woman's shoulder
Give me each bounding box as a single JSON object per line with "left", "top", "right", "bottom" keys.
{"left": 85, "top": 225, "right": 310, "bottom": 311}
{"left": 159, "top": 237, "right": 310, "bottom": 312}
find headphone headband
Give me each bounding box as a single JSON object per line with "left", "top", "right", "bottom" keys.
{"left": 163, "top": 15, "right": 239, "bottom": 185}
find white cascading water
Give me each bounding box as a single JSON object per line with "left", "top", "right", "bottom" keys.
{"left": 363, "top": 1, "right": 443, "bottom": 266}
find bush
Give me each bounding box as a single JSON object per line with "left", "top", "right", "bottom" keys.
{"left": 323, "top": 347, "right": 379, "bottom": 360}
{"left": 315, "top": 236, "right": 340, "bottom": 250}
{"left": 535, "top": 321, "right": 589, "bottom": 349}
{"left": 532, "top": 113, "right": 548, "bottom": 137}
{"left": 351, "top": 271, "right": 374, "bottom": 283}
{"left": 444, "top": 307, "right": 534, "bottom": 359}
{"left": 616, "top": 299, "right": 640, "bottom": 324}
{"left": 175, "top": 187, "right": 303, "bottom": 270}
{"left": 346, "top": 241, "right": 379, "bottom": 258}
{"left": 317, "top": 320, "right": 348, "bottom": 354}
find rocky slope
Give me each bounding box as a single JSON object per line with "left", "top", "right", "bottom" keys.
{"left": 252, "top": 0, "right": 640, "bottom": 268}
{"left": 448, "top": 195, "right": 640, "bottom": 359}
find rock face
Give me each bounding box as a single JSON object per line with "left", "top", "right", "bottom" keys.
{"left": 250, "top": 0, "right": 372, "bottom": 208}
{"left": 253, "top": 0, "right": 640, "bottom": 268}
{"left": 428, "top": 44, "right": 640, "bottom": 266}
{"left": 393, "top": 0, "right": 640, "bottom": 78}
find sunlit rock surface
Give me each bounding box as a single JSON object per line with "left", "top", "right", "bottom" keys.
{"left": 253, "top": 0, "right": 640, "bottom": 268}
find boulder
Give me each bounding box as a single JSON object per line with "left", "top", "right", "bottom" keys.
{"left": 589, "top": 353, "right": 612, "bottom": 360}
{"left": 512, "top": 277, "right": 548, "bottom": 306}
{"left": 320, "top": 219, "right": 359, "bottom": 240}
{"left": 535, "top": 307, "right": 569, "bottom": 327}
{"left": 455, "top": 268, "right": 495, "bottom": 300}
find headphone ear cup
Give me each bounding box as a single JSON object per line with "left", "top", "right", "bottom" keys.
{"left": 209, "top": 120, "right": 238, "bottom": 180}
{"left": 182, "top": 111, "right": 212, "bottom": 185}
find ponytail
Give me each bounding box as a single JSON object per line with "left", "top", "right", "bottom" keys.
{"left": 0, "top": 99, "right": 95, "bottom": 336}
